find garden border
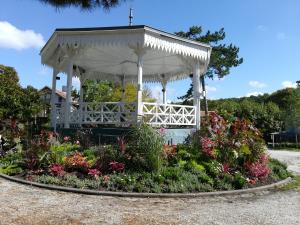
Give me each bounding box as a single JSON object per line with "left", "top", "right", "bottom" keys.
{"left": 0, "top": 173, "right": 292, "bottom": 198}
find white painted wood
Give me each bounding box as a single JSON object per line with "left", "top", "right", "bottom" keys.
{"left": 161, "top": 81, "right": 167, "bottom": 104}
{"left": 55, "top": 102, "right": 196, "bottom": 127}
{"left": 64, "top": 60, "right": 73, "bottom": 128}
{"left": 136, "top": 48, "right": 145, "bottom": 122}
{"left": 51, "top": 68, "right": 58, "bottom": 129}
{"left": 193, "top": 61, "right": 201, "bottom": 130}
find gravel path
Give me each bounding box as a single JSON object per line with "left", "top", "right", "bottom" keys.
{"left": 0, "top": 150, "right": 299, "bottom": 225}
{"left": 269, "top": 150, "right": 300, "bottom": 175}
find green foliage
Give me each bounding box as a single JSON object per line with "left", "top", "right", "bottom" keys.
{"left": 47, "top": 143, "right": 80, "bottom": 165}
{"left": 0, "top": 65, "right": 43, "bottom": 121}
{"left": 83, "top": 80, "right": 155, "bottom": 103}
{"left": 0, "top": 150, "right": 24, "bottom": 175}
{"left": 127, "top": 124, "right": 164, "bottom": 172}
{"left": 38, "top": 0, "right": 125, "bottom": 10}
{"left": 268, "top": 158, "right": 292, "bottom": 181}
{"left": 176, "top": 26, "right": 243, "bottom": 104}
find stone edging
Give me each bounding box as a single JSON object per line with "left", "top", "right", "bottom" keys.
{"left": 0, "top": 173, "right": 292, "bottom": 198}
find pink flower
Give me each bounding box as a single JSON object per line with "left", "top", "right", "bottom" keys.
{"left": 64, "top": 136, "right": 71, "bottom": 142}
{"left": 75, "top": 140, "right": 80, "bottom": 145}
{"left": 159, "top": 127, "right": 166, "bottom": 134}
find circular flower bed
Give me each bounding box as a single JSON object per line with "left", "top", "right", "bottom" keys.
{"left": 0, "top": 113, "right": 291, "bottom": 193}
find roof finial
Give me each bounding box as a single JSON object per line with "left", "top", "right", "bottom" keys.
{"left": 129, "top": 8, "right": 133, "bottom": 26}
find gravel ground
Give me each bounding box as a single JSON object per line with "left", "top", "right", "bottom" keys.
{"left": 0, "top": 150, "right": 299, "bottom": 225}
{"left": 269, "top": 150, "right": 300, "bottom": 175}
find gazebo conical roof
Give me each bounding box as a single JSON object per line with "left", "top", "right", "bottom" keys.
{"left": 41, "top": 25, "right": 211, "bottom": 83}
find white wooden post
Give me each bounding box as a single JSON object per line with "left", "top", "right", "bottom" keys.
{"left": 162, "top": 81, "right": 167, "bottom": 104}
{"left": 51, "top": 68, "right": 58, "bottom": 129}
{"left": 64, "top": 60, "right": 73, "bottom": 128}
{"left": 121, "top": 75, "right": 126, "bottom": 102}
{"left": 79, "top": 78, "right": 84, "bottom": 126}
{"left": 193, "top": 61, "right": 201, "bottom": 130}
{"left": 136, "top": 51, "right": 144, "bottom": 123}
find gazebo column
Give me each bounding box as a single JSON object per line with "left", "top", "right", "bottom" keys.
{"left": 79, "top": 78, "right": 84, "bottom": 126}
{"left": 64, "top": 60, "right": 73, "bottom": 128}
{"left": 136, "top": 49, "right": 145, "bottom": 123}
{"left": 121, "top": 75, "right": 126, "bottom": 102}
{"left": 161, "top": 81, "right": 167, "bottom": 104}
{"left": 193, "top": 61, "right": 201, "bottom": 130}
{"left": 51, "top": 68, "right": 58, "bottom": 130}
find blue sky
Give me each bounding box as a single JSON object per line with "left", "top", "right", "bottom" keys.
{"left": 0, "top": 0, "right": 299, "bottom": 101}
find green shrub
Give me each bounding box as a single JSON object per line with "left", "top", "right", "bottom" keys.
{"left": 268, "top": 158, "right": 292, "bottom": 180}
{"left": 0, "top": 164, "right": 23, "bottom": 175}
{"left": 127, "top": 124, "right": 164, "bottom": 172}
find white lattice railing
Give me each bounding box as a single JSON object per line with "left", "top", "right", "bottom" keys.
{"left": 54, "top": 102, "right": 196, "bottom": 126}
{"left": 55, "top": 102, "right": 137, "bottom": 125}
{"left": 142, "top": 102, "right": 196, "bottom": 126}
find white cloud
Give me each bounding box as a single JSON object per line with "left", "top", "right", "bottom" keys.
{"left": 282, "top": 80, "right": 297, "bottom": 88}
{"left": 205, "top": 85, "right": 217, "bottom": 92}
{"left": 0, "top": 21, "right": 45, "bottom": 50}
{"left": 246, "top": 92, "right": 263, "bottom": 97}
{"left": 276, "top": 32, "right": 287, "bottom": 40}
{"left": 257, "top": 25, "right": 267, "bottom": 32}
{"left": 249, "top": 80, "right": 266, "bottom": 88}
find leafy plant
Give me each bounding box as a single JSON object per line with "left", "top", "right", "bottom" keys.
{"left": 126, "top": 124, "right": 164, "bottom": 172}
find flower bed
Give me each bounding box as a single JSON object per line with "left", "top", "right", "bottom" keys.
{"left": 0, "top": 113, "right": 291, "bottom": 193}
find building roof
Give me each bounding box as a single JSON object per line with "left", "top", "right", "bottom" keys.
{"left": 40, "top": 86, "right": 66, "bottom": 99}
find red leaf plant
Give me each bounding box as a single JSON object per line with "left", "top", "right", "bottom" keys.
{"left": 88, "top": 168, "right": 102, "bottom": 179}
{"left": 64, "top": 152, "right": 89, "bottom": 171}
{"left": 200, "top": 137, "right": 216, "bottom": 158}
{"left": 109, "top": 161, "right": 125, "bottom": 172}
{"left": 49, "top": 164, "right": 65, "bottom": 176}
{"left": 117, "top": 136, "right": 127, "bottom": 154}
{"left": 244, "top": 154, "right": 270, "bottom": 179}
{"left": 163, "top": 144, "right": 177, "bottom": 158}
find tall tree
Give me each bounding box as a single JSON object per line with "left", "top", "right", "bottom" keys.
{"left": 38, "top": 0, "right": 125, "bottom": 10}
{"left": 176, "top": 26, "right": 243, "bottom": 104}
{"left": 0, "top": 65, "right": 43, "bottom": 121}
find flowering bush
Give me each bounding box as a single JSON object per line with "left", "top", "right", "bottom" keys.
{"left": 194, "top": 112, "right": 269, "bottom": 181}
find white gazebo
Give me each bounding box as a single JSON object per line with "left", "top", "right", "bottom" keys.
{"left": 40, "top": 25, "right": 211, "bottom": 130}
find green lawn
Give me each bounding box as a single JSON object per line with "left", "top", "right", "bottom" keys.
{"left": 280, "top": 176, "right": 300, "bottom": 191}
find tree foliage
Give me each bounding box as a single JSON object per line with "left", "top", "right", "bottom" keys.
{"left": 0, "top": 65, "right": 43, "bottom": 121}
{"left": 83, "top": 80, "right": 155, "bottom": 103}
{"left": 38, "top": 0, "right": 125, "bottom": 10}
{"left": 176, "top": 26, "right": 243, "bottom": 104}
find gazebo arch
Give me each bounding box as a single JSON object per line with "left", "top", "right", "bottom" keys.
{"left": 40, "top": 25, "right": 212, "bottom": 130}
